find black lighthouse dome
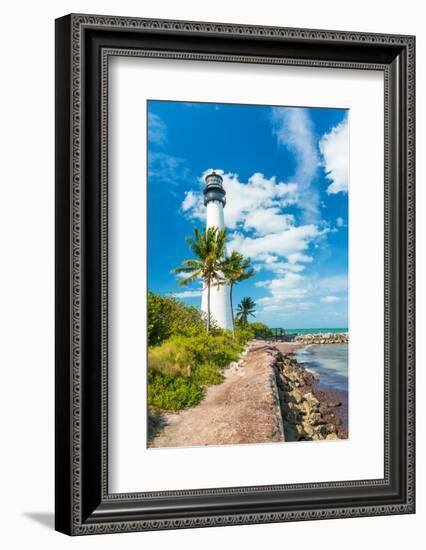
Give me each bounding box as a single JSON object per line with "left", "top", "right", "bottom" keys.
{"left": 203, "top": 171, "right": 226, "bottom": 207}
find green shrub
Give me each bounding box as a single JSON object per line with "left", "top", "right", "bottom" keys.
{"left": 235, "top": 325, "right": 255, "bottom": 344}
{"left": 148, "top": 340, "right": 192, "bottom": 377}
{"left": 250, "top": 322, "right": 273, "bottom": 338}
{"left": 175, "top": 333, "right": 242, "bottom": 368}
{"left": 191, "top": 363, "right": 223, "bottom": 386}
{"left": 148, "top": 371, "right": 204, "bottom": 411}
{"left": 147, "top": 291, "right": 205, "bottom": 346}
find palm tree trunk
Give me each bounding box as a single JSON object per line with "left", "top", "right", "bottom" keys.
{"left": 230, "top": 283, "right": 235, "bottom": 336}
{"left": 206, "top": 280, "right": 211, "bottom": 332}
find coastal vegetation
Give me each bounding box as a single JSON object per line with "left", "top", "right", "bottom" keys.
{"left": 147, "top": 291, "right": 205, "bottom": 346}
{"left": 250, "top": 321, "right": 274, "bottom": 339}
{"left": 148, "top": 292, "right": 256, "bottom": 412}
{"left": 148, "top": 227, "right": 258, "bottom": 414}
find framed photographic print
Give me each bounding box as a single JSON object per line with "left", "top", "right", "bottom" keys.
{"left": 55, "top": 14, "right": 415, "bottom": 535}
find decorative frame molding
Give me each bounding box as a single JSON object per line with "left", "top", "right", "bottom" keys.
{"left": 55, "top": 14, "right": 415, "bottom": 535}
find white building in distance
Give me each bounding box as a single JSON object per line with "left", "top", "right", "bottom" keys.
{"left": 200, "top": 172, "right": 233, "bottom": 330}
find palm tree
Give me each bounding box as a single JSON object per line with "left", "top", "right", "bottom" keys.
{"left": 236, "top": 297, "right": 256, "bottom": 326}
{"left": 222, "top": 251, "right": 254, "bottom": 333}
{"left": 174, "top": 227, "right": 226, "bottom": 331}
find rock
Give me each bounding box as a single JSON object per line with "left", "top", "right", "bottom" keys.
{"left": 309, "top": 412, "right": 324, "bottom": 426}
{"left": 304, "top": 392, "right": 320, "bottom": 408}
{"left": 303, "top": 372, "right": 316, "bottom": 385}
{"left": 315, "top": 425, "right": 328, "bottom": 437}
{"left": 303, "top": 424, "right": 315, "bottom": 437}
{"left": 291, "top": 389, "right": 303, "bottom": 403}
{"left": 293, "top": 332, "right": 348, "bottom": 345}
{"left": 275, "top": 345, "right": 345, "bottom": 443}
{"left": 327, "top": 401, "right": 342, "bottom": 408}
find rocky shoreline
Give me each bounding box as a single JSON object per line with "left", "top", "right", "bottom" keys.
{"left": 274, "top": 351, "right": 348, "bottom": 441}
{"left": 292, "top": 333, "right": 348, "bottom": 345}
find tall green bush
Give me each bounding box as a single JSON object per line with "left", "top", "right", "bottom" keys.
{"left": 250, "top": 322, "right": 273, "bottom": 338}
{"left": 147, "top": 291, "right": 205, "bottom": 346}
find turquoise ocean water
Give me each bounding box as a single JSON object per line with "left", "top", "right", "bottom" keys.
{"left": 283, "top": 328, "right": 348, "bottom": 335}
{"left": 295, "top": 343, "right": 349, "bottom": 392}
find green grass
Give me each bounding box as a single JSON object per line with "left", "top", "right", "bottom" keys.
{"left": 191, "top": 363, "right": 224, "bottom": 386}
{"left": 147, "top": 331, "right": 252, "bottom": 412}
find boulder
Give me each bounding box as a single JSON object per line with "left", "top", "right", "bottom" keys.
{"left": 291, "top": 389, "right": 303, "bottom": 403}
{"left": 327, "top": 401, "right": 342, "bottom": 408}
{"left": 303, "top": 424, "right": 315, "bottom": 437}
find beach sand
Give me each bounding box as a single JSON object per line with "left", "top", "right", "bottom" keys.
{"left": 274, "top": 342, "right": 304, "bottom": 354}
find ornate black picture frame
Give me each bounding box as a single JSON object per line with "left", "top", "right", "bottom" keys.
{"left": 55, "top": 14, "right": 415, "bottom": 535}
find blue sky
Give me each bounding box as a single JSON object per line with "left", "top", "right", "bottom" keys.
{"left": 147, "top": 100, "right": 349, "bottom": 329}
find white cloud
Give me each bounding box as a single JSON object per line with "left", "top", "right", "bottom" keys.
{"left": 243, "top": 207, "right": 295, "bottom": 236}
{"left": 271, "top": 107, "right": 320, "bottom": 219}
{"left": 170, "top": 289, "right": 202, "bottom": 299}
{"left": 316, "top": 274, "right": 348, "bottom": 294}
{"left": 287, "top": 252, "right": 313, "bottom": 264}
{"left": 320, "top": 116, "right": 349, "bottom": 194}
{"left": 255, "top": 271, "right": 347, "bottom": 319}
{"left": 268, "top": 261, "right": 306, "bottom": 274}
{"left": 255, "top": 251, "right": 313, "bottom": 275}
{"left": 227, "top": 224, "right": 319, "bottom": 261}
{"left": 148, "top": 112, "right": 167, "bottom": 147}
{"left": 321, "top": 295, "right": 341, "bottom": 303}
{"left": 336, "top": 216, "right": 345, "bottom": 227}
{"left": 181, "top": 191, "right": 199, "bottom": 211}
{"left": 173, "top": 271, "right": 190, "bottom": 280}
{"left": 149, "top": 152, "right": 191, "bottom": 185}
{"left": 256, "top": 272, "right": 310, "bottom": 312}
{"left": 182, "top": 170, "right": 298, "bottom": 233}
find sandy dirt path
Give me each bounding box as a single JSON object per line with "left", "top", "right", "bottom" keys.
{"left": 150, "top": 341, "right": 288, "bottom": 448}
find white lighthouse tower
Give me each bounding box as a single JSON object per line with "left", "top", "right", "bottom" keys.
{"left": 201, "top": 172, "right": 233, "bottom": 330}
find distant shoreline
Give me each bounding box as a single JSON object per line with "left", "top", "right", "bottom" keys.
{"left": 261, "top": 332, "right": 348, "bottom": 345}
{"left": 275, "top": 328, "right": 348, "bottom": 335}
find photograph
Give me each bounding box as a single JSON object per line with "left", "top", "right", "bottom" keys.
{"left": 147, "top": 100, "right": 349, "bottom": 448}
